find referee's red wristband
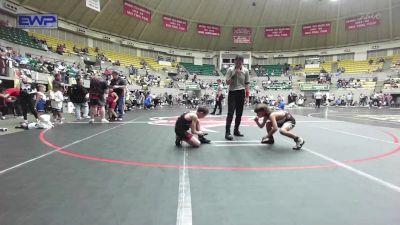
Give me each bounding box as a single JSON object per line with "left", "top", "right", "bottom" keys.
{"left": 245, "top": 90, "right": 250, "bottom": 97}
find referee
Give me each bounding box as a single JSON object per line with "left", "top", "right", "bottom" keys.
{"left": 225, "top": 55, "right": 250, "bottom": 140}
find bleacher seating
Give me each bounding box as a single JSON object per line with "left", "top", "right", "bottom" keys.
{"left": 338, "top": 60, "right": 383, "bottom": 74}
{"left": 29, "top": 31, "right": 95, "bottom": 55}
{"left": 29, "top": 32, "right": 170, "bottom": 70}
{"left": 99, "top": 49, "right": 142, "bottom": 68}
{"left": 254, "top": 65, "right": 283, "bottom": 76}
{"left": 355, "top": 80, "right": 376, "bottom": 90}
{"left": 179, "top": 62, "right": 215, "bottom": 76}
{"left": 0, "top": 27, "right": 43, "bottom": 50}
{"left": 391, "top": 55, "right": 400, "bottom": 64}
{"left": 304, "top": 67, "right": 320, "bottom": 74}
{"left": 303, "top": 62, "right": 332, "bottom": 74}
{"left": 320, "top": 62, "right": 332, "bottom": 73}
{"left": 144, "top": 57, "right": 175, "bottom": 72}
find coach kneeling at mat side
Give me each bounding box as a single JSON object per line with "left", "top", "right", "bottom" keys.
{"left": 225, "top": 55, "right": 250, "bottom": 141}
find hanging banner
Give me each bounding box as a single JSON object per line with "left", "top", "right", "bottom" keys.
{"left": 265, "top": 27, "right": 291, "bottom": 38}
{"left": 163, "top": 15, "right": 187, "bottom": 32}
{"left": 123, "top": 1, "right": 152, "bottom": 23}
{"left": 86, "top": 0, "right": 101, "bottom": 12}
{"left": 197, "top": 24, "right": 220, "bottom": 37}
{"left": 300, "top": 84, "right": 330, "bottom": 91}
{"left": 233, "top": 27, "right": 252, "bottom": 44}
{"left": 345, "top": 13, "right": 381, "bottom": 30}
{"left": 302, "top": 22, "right": 331, "bottom": 36}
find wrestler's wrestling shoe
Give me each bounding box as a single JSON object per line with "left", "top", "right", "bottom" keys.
{"left": 261, "top": 137, "right": 274, "bottom": 144}
{"left": 293, "top": 138, "right": 305, "bottom": 150}
{"left": 199, "top": 135, "right": 211, "bottom": 144}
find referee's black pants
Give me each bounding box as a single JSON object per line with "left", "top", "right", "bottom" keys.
{"left": 20, "top": 94, "right": 38, "bottom": 120}
{"left": 225, "top": 89, "right": 245, "bottom": 134}
{"left": 212, "top": 99, "right": 222, "bottom": 114}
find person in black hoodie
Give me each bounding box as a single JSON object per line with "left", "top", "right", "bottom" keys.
{"left": 69, "top": 77, "right": 89, "bottom": 120}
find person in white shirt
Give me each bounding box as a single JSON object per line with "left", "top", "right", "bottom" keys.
{"left": 50, "top": 86, "right": 64, "bottom": 124}
{"left": 346, "top": 93, "right": 353, "bottom": 106}
{"left": 314, "top": 90, "right": 323, "bottom": 108}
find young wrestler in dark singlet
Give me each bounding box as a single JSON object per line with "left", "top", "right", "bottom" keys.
{"left": 254, "top": 104, "right": 305, "bottom": 150}
{"left": 175, "top": 106, "right": 211, "bottom": 147}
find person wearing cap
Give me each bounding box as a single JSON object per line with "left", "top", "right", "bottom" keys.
{"left": 210, "top": 79, "right": 223, "bottom": 115}
{"left": 110, "top": 71, "right": 127, "bottom": 121}
{"left": 225, "top": 55, "right": 250, "bottom": 140}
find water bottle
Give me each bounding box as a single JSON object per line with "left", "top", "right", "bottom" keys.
{"left": 0, "top": 128, "right": 8, "bottom": 132}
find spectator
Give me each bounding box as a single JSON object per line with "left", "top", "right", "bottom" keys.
{"left": 52, "top": 73, "right": 67, "bottom": 93}
{"left": 314, "top": 90, "right": 323, "bottom": 108}
{"left": 34, "top": 84, "right": 47, "bottom": 116}
{"left": 110, "top": 71, "right": 127, "bottom": 121}
{"left": 88, "top": 76, "right": 108, "bottom": 123}
{"left": 19, "top": 75, "right": 38, "bottom": 123}
{"left": 277, "top": 99, "right": 285, "bottom": 110}
{"left": 359, "top": 93, "right": 367, "bottom": 106}
{"left": 369, "top": 59, "right": 374, "bottom": 65}
{"left": 210, "top": 79, "right": 223, "bottom": 115}
{"left": 0, "top": 86, "right": 8, "bottom": 119}
{"left": 144, "top": 93, "right": 153, "bottom": 110}
{"left": 69, "top": 77, "right": 89, "bottom": 120}
{"left": 0, "top": 48, "right": 7, "bottom": 75}
{"left": 56, "top": 44, "right": 64, "bottom": 55}
{"left": 346, "top": 93, "right": 353, "bottom": 106}
{"left": 5, "top": 87, "right": 21, "bottom": 116}
{"left": 73, "top": 45, "right": 79, "bottom": 54}
{"left": 50, "top": 86, "right": 64, "bottom": 124}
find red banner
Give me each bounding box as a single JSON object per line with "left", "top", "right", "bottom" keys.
{"left": 123, "top": 1, "right": 151, "bottom": 23}
{"left": 197, "top": 24, "right": 220, "bottom": 37}
{"left": 163, "top": 15, "right": 187, "bottom": 32}
{"left": 302, "top": 22, "right": 331, "bottom": 36}
{"left": 233, "top": 27, "right": 252, "bottom": 44}
{"left": 345, "top": 13, "right": 381, "bottom": 30}
{"left": 265, "top": 27, "right": 291, "bottom": 38}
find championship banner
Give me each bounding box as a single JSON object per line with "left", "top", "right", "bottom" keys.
{"left": 86, "top": 0, "right": 100, "bottom": 12}
{"left": 265, "top": 27, "right": 291, "bottom": 38}
{"left": 233, "top": 27, "right": 252, "bottom": 44}
{"left": 345, "top": 13, "right": 381, "bottom": 30}
{"left": 163, "top": 15, "right": 187, "bottom": 32}
{"left": 197, "top": 23, "right": 220, "bottom": 37}
{"left": 123, "top": 1, "right": 152, "bottom": 23}
{"left": 302, "top": 22, "right": 331, "bottom": 36}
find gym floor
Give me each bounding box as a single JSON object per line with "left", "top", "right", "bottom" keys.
{"left": 0, "top": 106, "right": 399, "bottom": 225}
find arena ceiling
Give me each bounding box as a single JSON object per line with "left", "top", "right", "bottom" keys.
{"left": 14, "top": 0, "right": 400, "bottom": 52}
